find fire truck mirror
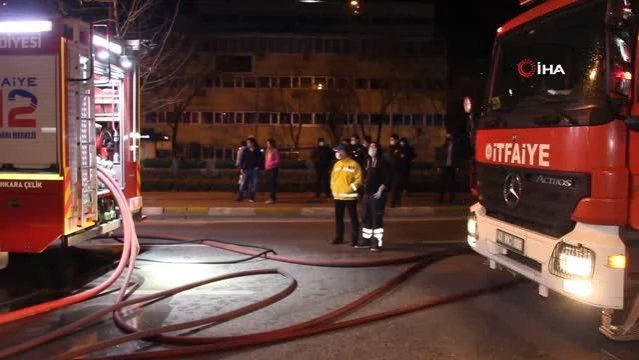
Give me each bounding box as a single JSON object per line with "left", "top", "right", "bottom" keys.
{"left": 606, "top": 0, "right": 636, "bottom": 29}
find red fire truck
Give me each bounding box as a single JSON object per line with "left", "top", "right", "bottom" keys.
{"left": 0, "top": 18, "right": 143, "bottom": 269}
{"left": 468, "top": 0, "right": 639, "bottom": 340}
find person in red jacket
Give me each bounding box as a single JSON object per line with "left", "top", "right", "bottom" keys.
{"left": 264, "top": 138, "right": 281, "bottom": 204}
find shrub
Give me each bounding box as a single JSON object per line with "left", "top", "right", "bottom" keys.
{"left": 178, "top": 160, "right": 206, "bottom": 169}
{"left": 142, "top": 158, "right": 171, "bottom": 168}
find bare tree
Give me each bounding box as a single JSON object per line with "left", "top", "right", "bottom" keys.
{"left": 320, "top": 82, "right": 359, "bottom": 144}
{"left": 58, "top": 0, "right": 186, "bottom": 95}
{"left": 369, "top": 55, "right": 446, "bottom": 142}
{"left": 144, "top": 46, "right": 216, "bottom": 160}
{"left": 276, "top": 87, "right": 307, "bottom": 150}
{"left": 61, "top": 0, "right": 206, "bottom": 160}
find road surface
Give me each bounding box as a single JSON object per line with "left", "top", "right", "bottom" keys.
{"left": 0, "top": 218, "right": 637, "bottom": 360}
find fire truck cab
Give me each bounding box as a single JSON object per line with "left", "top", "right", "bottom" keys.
{"left": 469, "top": 0, "right": 639, "bottom": 340}
{"left": 0, "top": 18, "right": 143, "bottom": 269}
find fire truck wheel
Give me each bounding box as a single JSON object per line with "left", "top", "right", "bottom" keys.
{"left": 0, "top": 252, "right": 8, "bottom": 270}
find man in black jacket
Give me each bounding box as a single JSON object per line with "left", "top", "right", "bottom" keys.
{"left": 356, "top": 142, "right": 392, "bottom": 252}
{"left": 435, "top": 133, "right": 461, "bottom": 203}
{"left": 311, "top": 137, "right": 333, "bottom": 198}
{"left": 349, "top": 134, "right": 367, "bottom": 170}
{"left": 237, "top": 137, "right": 263, "bottom": 202}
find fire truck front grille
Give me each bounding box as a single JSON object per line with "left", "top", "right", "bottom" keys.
{"left": 476, "top": 164, "right": 591, "bottom": 238}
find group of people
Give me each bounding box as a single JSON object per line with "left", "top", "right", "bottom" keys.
{"left": 311, "top": 134, "right": 416, "bottom": 207}
{"left": 311, "top": 134, "right": 416, "bottom": 253}
{"left": 233, "top": 132, "right": 459, "bottom": 253}
{"left": 235, "top": 136, "right": 281, "bottom": 204}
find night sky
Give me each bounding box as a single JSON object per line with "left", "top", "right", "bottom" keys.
{"left": 437, "top": 0, "right": 523, "bottom": 62}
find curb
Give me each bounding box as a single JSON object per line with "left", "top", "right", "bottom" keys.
{"left": 142, "top": 206, "right": 470, "bottom": 218}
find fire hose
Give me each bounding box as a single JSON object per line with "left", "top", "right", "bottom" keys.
{"left": 0, "top": 168, "right": 523, "bottom": 359}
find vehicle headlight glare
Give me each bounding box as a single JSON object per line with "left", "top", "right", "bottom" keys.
{"left": 549, "top": 242, "right": 595, "bottom": 280}
{"left": 467, "top": 213, "right": 478, "bottom": 236}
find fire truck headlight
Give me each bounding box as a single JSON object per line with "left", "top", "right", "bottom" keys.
{"left": 467, "top": 212, "right": 478, "bottom": 248}
{"left": 0, "top": 20, "right": 52, "bottom": 33}
{"left": 549, "top": 242, "right": 595, "bottom": 280}
{"left": 119, "top": 55, "right": 133, "bottom": 69}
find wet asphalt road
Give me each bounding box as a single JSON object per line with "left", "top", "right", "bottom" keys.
{"left": 0, "top": 218, "right": 638, "bottom": 360}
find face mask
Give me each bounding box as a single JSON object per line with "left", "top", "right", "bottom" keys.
{"left": 350, "top": 140, "right": 357, "bottom": 145}
{"left": 319, "top": 142, "right": 324, "bottom": 146}
{"left": 368, "top": 149, "right": 377, "bottom": 157}
{"left": 335, "top": 152, "right": 343, "bottom": 160}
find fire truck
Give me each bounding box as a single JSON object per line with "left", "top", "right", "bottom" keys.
{"left": 0, "top": 18, "right": 143, "bottom": 269}
{"left": 468, "top": 0, "right": 639, "bottom": 340}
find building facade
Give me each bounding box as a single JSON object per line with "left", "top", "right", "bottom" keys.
{"left": 142, "top": 0, "right": 448, "bottom": 162}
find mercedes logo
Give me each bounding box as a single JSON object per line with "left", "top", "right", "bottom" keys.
{"left": 503, "top": 173, "right": 523, "bottom": 208}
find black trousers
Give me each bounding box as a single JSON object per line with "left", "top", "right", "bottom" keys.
{"left": 439, "top": 166, "right": 456, "bottom": 202}
{"left": 362, "top": 194, "right": 386, "bottom": 248}
{"left": 315, "top": 167, "right": 330, "bottom": 197}
{"left": 390, "top": 171, "right": 407, "bottom": 207}
{"left": 334, "top": 199, "right": 359, "bottom": 244}
{"left": 267, "top": 168, "right": 279, "bottom": 200}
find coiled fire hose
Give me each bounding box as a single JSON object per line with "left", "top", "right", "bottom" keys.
{"left": 0, "top": 169, "right": 523, "bottom": 359}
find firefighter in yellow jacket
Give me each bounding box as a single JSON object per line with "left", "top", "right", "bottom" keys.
{"left": 330, "top": 144, "right": 363, "bottom": 246}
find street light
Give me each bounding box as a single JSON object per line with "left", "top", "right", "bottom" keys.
{"left": 349, "top": 0, "right": 360, "bottom": 14}
{"left": 119, "top": 55, "right": 132, "bottom": 69}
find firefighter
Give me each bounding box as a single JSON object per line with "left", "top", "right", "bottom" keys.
{"left": 357, "top": 142, "right": 392, "bottom": 252}
{"left": 330, "top": 144, "right": 363, "bottom": 246}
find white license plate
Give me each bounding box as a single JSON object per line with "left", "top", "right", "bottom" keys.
{"left": 496, "top": 229, "right": 525, "bottom": 254}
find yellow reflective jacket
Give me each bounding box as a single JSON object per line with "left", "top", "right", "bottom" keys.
{"left": 331, "top": 157, "right": 363, "bottom": 200}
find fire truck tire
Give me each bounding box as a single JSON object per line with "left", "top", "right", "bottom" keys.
{"left": 0, "top": 252, "right": 8, "bottom": 270}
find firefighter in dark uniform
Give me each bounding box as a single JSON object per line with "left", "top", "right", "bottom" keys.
{"left": 356, "top": 142, "right": 392, "bottom": 252}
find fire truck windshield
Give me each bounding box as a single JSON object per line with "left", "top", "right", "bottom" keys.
{"left": 480, "top": 0, "right": 629, "bottom": 129}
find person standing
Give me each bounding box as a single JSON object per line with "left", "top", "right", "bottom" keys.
{"left": 237, "top": 137, "right": 263, "bottom": 202}
{"left": 398, "top": 137, "right": 416, "bottom": 197}
{"left": 357, "top": 142, "right": 392, "bottom": 252}
{"left": 436, "top": 133, "right": 459, "bottom": 204}
{"left": 311, "top": 137, "right": 333, "bottom": 198}
{"left": 387, "top": 134, "right": 404, "bottom": 207}
{"left": 264, "top": 138, "right": 280, "bottom": 204}
{"left": 235, "top": 140, "right": 247, "bottom": 194}
{"left": 330, "top": 144, "right": 363, "bottom": 246}
{"left": 362, "top": 135, "right": 372, "bottom": 149}
{"left": 349, "top": 134, "right": 367, "bottom": 170}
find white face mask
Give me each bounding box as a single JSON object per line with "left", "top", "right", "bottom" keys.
{"left": 335, "top": 152, "right": 343, "bottom": 160}
{"left": 319, "top": 142, "right": 324, "bottom": 146}
{"left": 368, "top": 149, "right": 377, "bottom": 157}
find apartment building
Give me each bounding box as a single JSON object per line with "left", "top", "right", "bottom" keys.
{"left": 142, "top": 0, "right": 448, "bottom": 161}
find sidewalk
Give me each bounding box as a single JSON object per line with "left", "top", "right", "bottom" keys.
{"left": 142, "top": 192, "right": 475, "bottom": 218}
